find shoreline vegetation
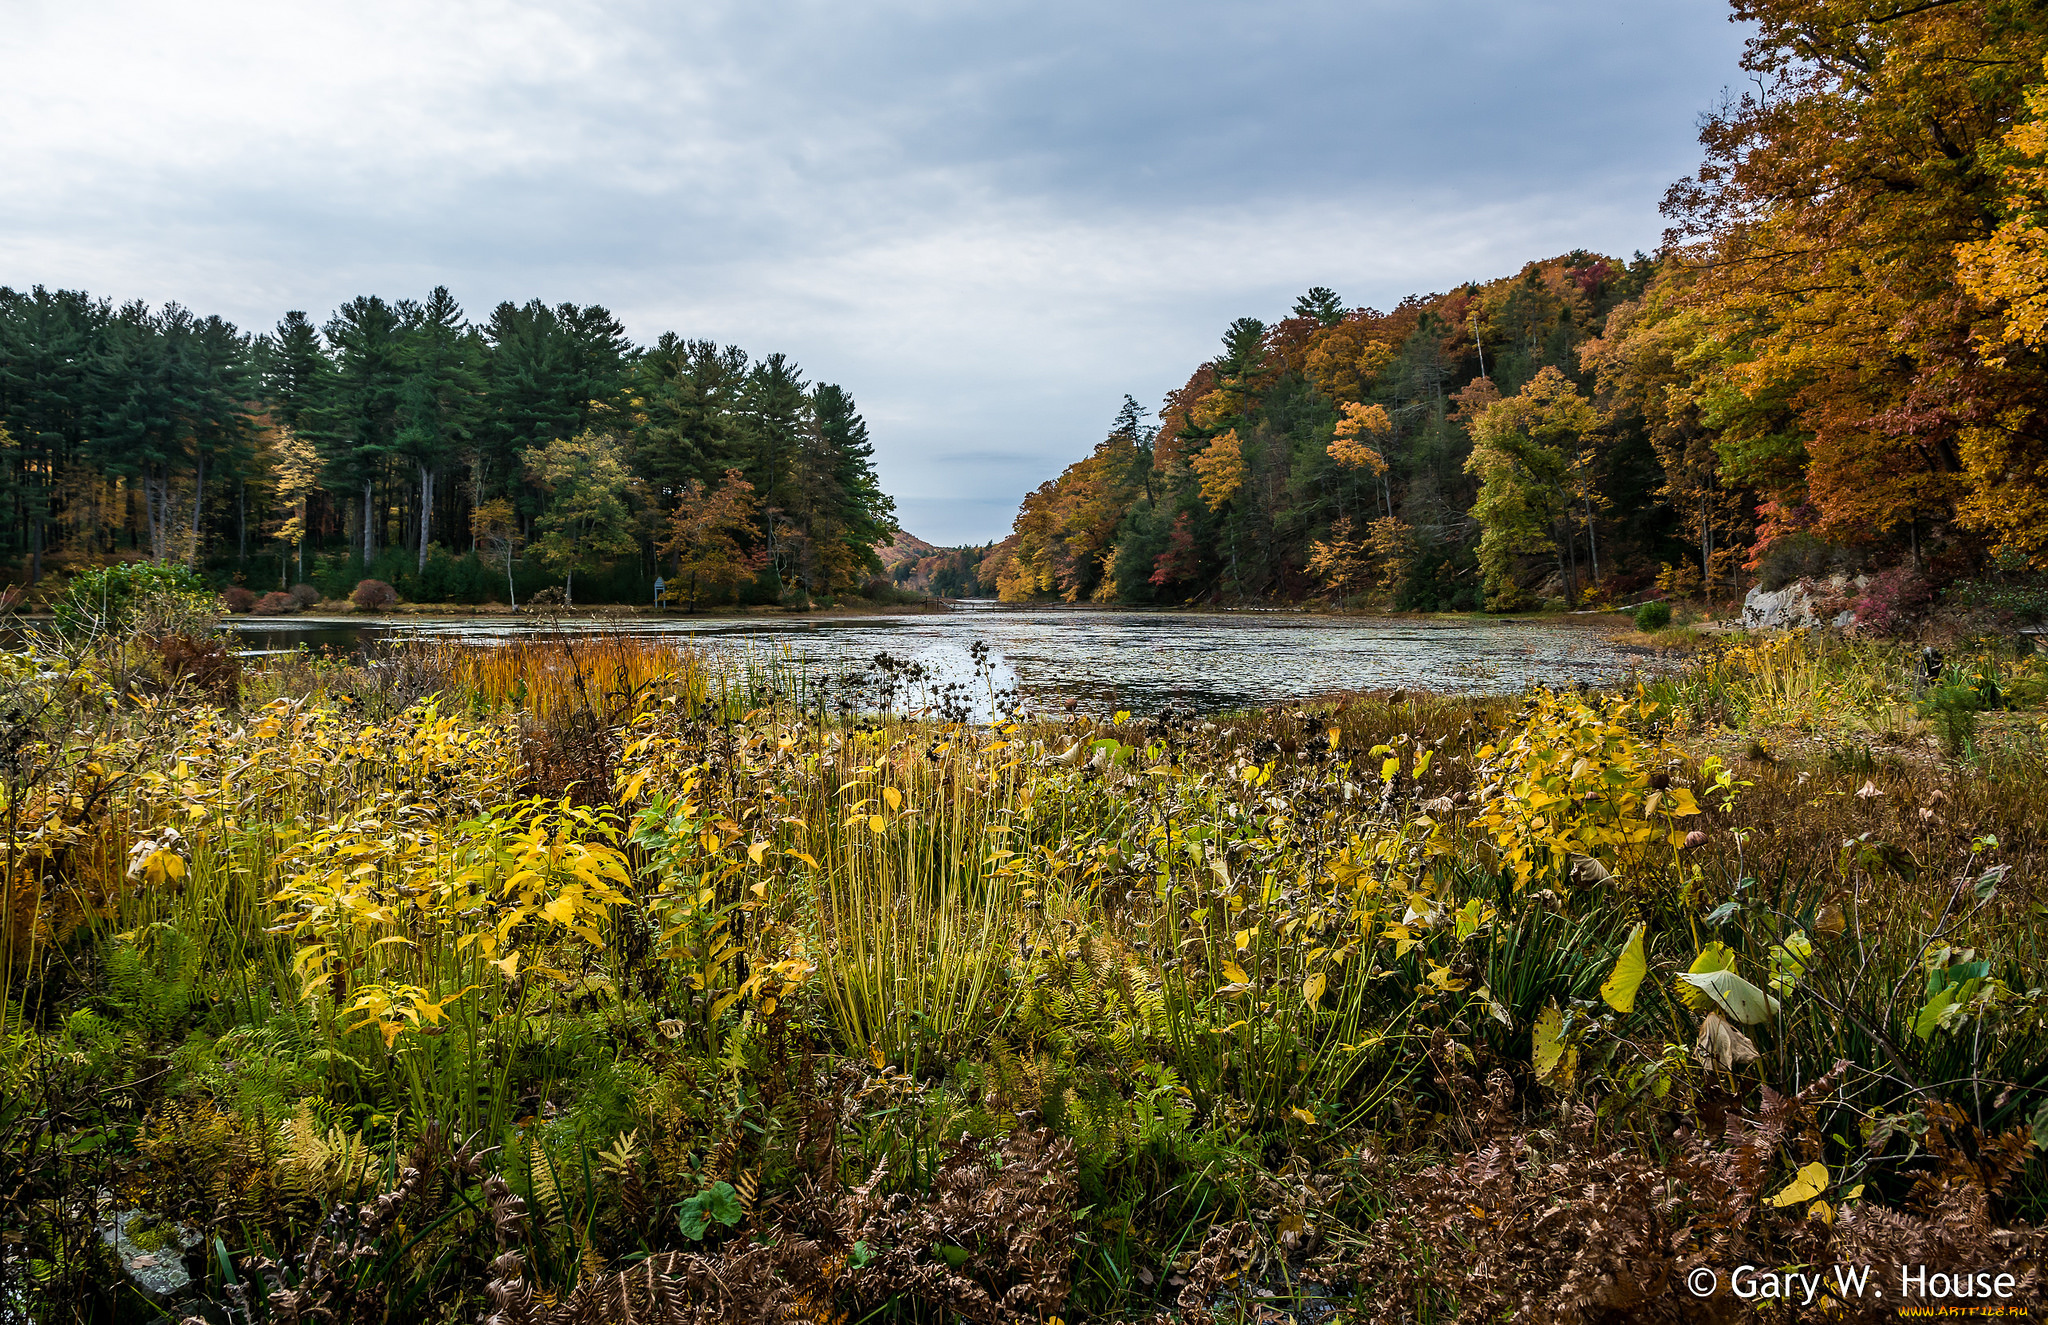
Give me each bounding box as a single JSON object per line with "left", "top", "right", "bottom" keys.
{"left": 1, "top": 577, "right": 2043, "bottom": 1322}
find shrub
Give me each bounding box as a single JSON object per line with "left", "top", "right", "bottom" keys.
{"left": 1633, "top": 600, "right": 1672, "bottom": 632}
{"left": 288, "top": 583, "right": 322, "bottom": 608}
{"left": 154, "top": 634, "right": 241, "bottom": 700}
{"left": 54, "top": 562, "right": 213, "bottom": 637}
{"left": 222, "top": 586, "right": 257, "bottom": 614}
{"left": 251, "top": 591, "right": 296, "bottom": 616}
{"left": 1853, "top": 565, "right": 1933, "bottom": 637}
{"left": 1654, "top": 560, "right": 1703, "bottom": 600}
{"left": 350, "top": 579, "right": 398, "bottom": 611}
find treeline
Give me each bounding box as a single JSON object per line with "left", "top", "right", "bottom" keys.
{"left": 0, "top": 286, "right": 896, "bottom": 606}
{"left": 988, "top": 0, "right": 2048, "bottom": 612}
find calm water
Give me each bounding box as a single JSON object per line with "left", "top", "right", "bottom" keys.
{"left": 227, "top": 602, "right": 1639, "bottom": 716}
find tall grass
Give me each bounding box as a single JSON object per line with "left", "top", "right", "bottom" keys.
{"left": 4, "top": 627, "right": 2045, "bottom": 1321}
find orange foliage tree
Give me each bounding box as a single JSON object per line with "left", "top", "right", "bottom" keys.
{"left": 658, "top": 468, "right": 764, "bottom": 611}
{"left": 1666, "top": 0, "right": 2048, "bottom": 563}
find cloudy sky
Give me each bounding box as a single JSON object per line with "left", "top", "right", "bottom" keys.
{"left": 2, "top": 0, "right": 1749, "bottom": 544}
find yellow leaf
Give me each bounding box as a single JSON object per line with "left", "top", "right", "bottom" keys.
{"left": 1599, "top": 923, "right": 1648, "bottom": 1013}
{"left": 1380, "top": 756, "right": 1401, "bottom": 782}
{"left": 1221, "top": 960, "right": 1250, "bottom": 985}
{"left": 867, "top": 814, "right": 886, "bottom": 833}
{"left": 1303, "top": 972, "right": 1327, "bottom": 1006}
{"left": 492, "top": 951, "right": 521, "bottom": 979}
{"left": 1289, "top": 1106, "right": 1317, "bottom": 1126}
{"left": 883, "top": 786, "right": 902, "bottom": 812}
{"left": 1533, "top": 1002, "right": 1575, "bottom": 1087}
{"left": 747, "top": 840, "right": 768, "bottom": 866}
{"left": 1767, "top": 1161, "right": 1829, "bottom": 1208}
{"left": 541, "top": 895, "right": 578, "bottom": 927}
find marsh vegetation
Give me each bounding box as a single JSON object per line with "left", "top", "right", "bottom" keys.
{"left": 3, "top": 588, "right": 2045, "bottom": 1322}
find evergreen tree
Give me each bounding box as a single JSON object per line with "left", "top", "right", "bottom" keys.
{"left": 395, "top": 287, "right": 486, "bottom": 571}
{"left": 325, "top": 296, "right": 405, "bottom": 563}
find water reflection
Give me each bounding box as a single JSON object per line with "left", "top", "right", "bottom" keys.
{"left": 226, "top": 601, "right": 1638, "bottom": 715}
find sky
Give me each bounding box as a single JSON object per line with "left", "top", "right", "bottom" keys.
{"left": 1, "top": 0, "right": 1752, "bottom": 546}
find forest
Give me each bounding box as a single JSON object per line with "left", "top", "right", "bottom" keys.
{"left": 986, "top": 0, "right": 2048, "bottom": 623}
{"left": 0, "top": 288, "right": 897, "bottom": 608}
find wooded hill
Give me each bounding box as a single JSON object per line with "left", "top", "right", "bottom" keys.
{"left": 985, "top": 0, "right": 2048, "bottom": 617}
{"left": 0, "top": 289, "right": 896, "bottom": 607}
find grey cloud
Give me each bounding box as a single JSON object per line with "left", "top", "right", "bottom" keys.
{"left": 0, "top": 0, "right": 1747, "bottom": 545}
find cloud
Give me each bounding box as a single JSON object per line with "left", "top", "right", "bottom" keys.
{"left": 0, "top": 0, "right": 1749, "bottom": 544}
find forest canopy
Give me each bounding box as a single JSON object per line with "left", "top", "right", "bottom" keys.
{"left": 986, "top": 0, "right": 2048, "bottom": 613}
{"left": 0, "top": 288, "right": 897, "bottom": 607}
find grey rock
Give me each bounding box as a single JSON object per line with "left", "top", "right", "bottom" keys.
{"left": 95, "top": 1208, "right": 200, "bottom": 1304}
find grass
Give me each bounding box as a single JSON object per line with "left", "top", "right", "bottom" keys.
{"left": 1, "top": 626, "right": 2044, "bottom": 1322}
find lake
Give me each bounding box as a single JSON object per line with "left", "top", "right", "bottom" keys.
{"left": 226, "top": 602, "right": 1643, "bottom": 717}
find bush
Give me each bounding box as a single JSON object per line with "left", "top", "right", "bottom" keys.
{"left": 251, "top": 591, "right": 296, "bottom": 616}
{"left": 350, "top": 579, "right": 398, "bottom": 611}
{"left": 222, "top": 586, "right": 257, "bottom": 614}
{"left": 1653, "top": 561, "right": 1703, "bottom": 600}
{"left": 1634, "top": 600, "right": 1673, "bottom": 632}
{"left": 54, "top": 562, "right": 214, "bottom": 637}
{"left": 288, "top": 583, "right": 322, "bottom": 608}
{"left": 1853, "top": 565, "right": 1933, "bottom": 637}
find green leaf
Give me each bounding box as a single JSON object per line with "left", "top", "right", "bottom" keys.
{"left": 678, "top": 1181, "right": 745, "bottom": 1239}
{"left": 1674, "top": 943, "right": 1738, "bottom": 1013}
{"left": 1599, "top": 923, "right": 1648, "bottom": 1014}
{"left": 1676, "top": 969, "right": 1779, "bottom": 1025}
{"left": 936, "top": 1244, "right": 972, "bottom": 1269}
{"left": 1914, "top": 985, "right": 1959, "bottom": 1041}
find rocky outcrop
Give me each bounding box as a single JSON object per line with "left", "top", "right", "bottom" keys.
{"left": 1742, "top": 575, "right": 1863, "bottom": 631}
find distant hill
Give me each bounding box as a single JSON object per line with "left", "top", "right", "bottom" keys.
{"left": 875, "top": 529, "right": 942, "bottom": 575}
{"left": 871, "top": 530, "right": 1003, "bottom": 597}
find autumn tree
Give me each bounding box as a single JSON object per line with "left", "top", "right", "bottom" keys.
{"left": 266, "top": 424, "right": 321, "bottom": 587}
{"left": 1581, "top": 268, "right": 1751, "bottom": 601}
{"left": 659, "top": 468, "right": 763, "bottom": 611}
{"left": 1466, "top": 367, "right": 1601, "bottom": 610}
{"left": 470, "top": 497, "right": 523, "bottom": 607}
{"left": 524, "top": 430, "right": 640, "bottom": 606}
{"left": 1954, "top": 53, "right": 2048, "bottom": 566}
{"left": 1665, "top": 0, "right": 2048, "bottom": 562}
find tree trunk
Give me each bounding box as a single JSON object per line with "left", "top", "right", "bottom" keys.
{"left": 564, "top": 567, "right": 573, "bottom": 608}
{"left": 418, "top": 464, "right": 434, "bottom": 574}
{"left": 1583, "top": 493, "right": 1599, "bottom": 585}
{"left": 188, "top": 448, "right": 206, "bottom": 568}
{"left": 505, "top": 547, "right": 516, "bottom": 609}
{"left": 363, "top": 479, "right": 376, "bottom": 566}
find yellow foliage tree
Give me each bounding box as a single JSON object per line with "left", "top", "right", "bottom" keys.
{"left": 1954, "top": 56, "right": 2048, "bottom": 566}
{"left": 1328, "top": 402, "right": 1391, "bottom": 474}
{"left": 1190, "top": 429, "right": 1245, "bottom": 512}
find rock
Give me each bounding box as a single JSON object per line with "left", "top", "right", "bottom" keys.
{"left": 1742, "top": 583, "right": 1823, "bottom": 630}
{"left": 96, "top": 1208, "right": 200, "bottom": 1305}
